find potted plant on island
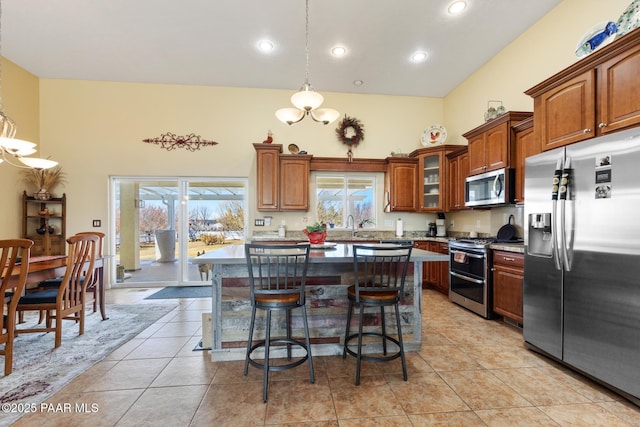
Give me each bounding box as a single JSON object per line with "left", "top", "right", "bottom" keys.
{"left": 21, "top": 165, "right": 67, "bottom": 200}
{"left": 302, "top": 222, "right": 327, "bottom": 244}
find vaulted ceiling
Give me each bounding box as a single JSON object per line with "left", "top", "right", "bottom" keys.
{"left": 3, "top": 0, "right": 561, "bottom": 98}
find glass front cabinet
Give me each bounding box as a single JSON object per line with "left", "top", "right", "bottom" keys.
{"left": 412, "top": 145, "right": 459, "bottom": 212}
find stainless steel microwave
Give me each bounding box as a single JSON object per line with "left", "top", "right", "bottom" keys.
{"left": 465, "top": 168, "right": 514, "bottom": 207}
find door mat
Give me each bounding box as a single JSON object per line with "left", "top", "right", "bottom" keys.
{"left": 144, "top": 286, "right": 211, "bottom": 299}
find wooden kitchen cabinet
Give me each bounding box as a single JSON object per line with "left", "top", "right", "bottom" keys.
{"left": 254, "top": 143, "right": 281, "bottom": 211}
{"left": 385, "top": 157, "right": 418, "bottom": 212}
{"left": 526, "top": 29, "right": 640, "bottom": 150}
{"left": 446, "top": 147, "right": 469, "bottom": 211}
{"left": 279, "top": 154, "right": 311, "bottom": 211}
{"left": 492, "top": 250, "right": 524, "bottom": 324}
{"left": 254, "top": 143, "right": 310, "bottom": 212}
{"left": 414, "top": 240, "right": 449, "bottom": 295}
{"left": 463, "top": 112, "right": 533, "bottom": 176}
{"left": 22, "top": 191, "right": 66, "bottom": 256}
{"left": 513, "top": 117, "right": 537, "bottom": 205}
{"left": 435, "top": 242, "right": 449, "bottom": 295}
{"left": 410, "top": 145, "right": 459, "bottom": 212}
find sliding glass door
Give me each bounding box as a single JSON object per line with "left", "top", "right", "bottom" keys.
{"left": 111, "top": 177, "right": 247, "bottom": 286}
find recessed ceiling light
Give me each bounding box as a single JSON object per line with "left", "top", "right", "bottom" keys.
{"left": 411, "top": 51, "right": 428, "bottom": 63}
{"left": 448, "top": 1, "right": 467, "bottom": 15}
{"left": 353, "top": 80, "right": 363, "bottom": 86}
{"left": 257, "top": 40, "right": 274, "bottom": 52}
{"left": 331, "top": 46, "right": 347, "bottom": 57}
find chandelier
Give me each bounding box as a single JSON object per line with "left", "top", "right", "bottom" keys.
{"left": 275, "top": 0, "right": 339, "bottom": 125}
{"left": 0, "top": 0, "right": 57, "bottom": 169}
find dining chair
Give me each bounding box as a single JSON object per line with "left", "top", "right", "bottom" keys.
{"left": 343, "top": 244, "right": 412, "bottom": 385}
{"left": 244, "top": 243, "right": 314, "bottom": 402}
{"left": 37, "top": 231, "right": 104, "bottom": 316}
{"left": 1, "top": 239, "right": 33, "bottom": 376}
{"left": 15, "top": 234, "right": 98, "bottom": 348}
{"left": 75, "top": 231, "right": 104, "bottom": 314}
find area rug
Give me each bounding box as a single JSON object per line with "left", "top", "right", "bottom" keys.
{"left": 0, "top": 304, "right": 176, "bottom": 425}
{"left": 144, "top": 285, "right": 211, "bottom": 299}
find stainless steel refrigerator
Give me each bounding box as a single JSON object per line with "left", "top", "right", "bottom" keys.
{"left": 524, "top": 127, "right": 640, "bottom": 405}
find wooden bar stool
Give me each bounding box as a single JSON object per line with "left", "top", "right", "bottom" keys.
{"left": 343, "top": 244, "right": 412, "bottom": 385}
{"left": 243, "top": 243, "right": 314, "bottom": 402}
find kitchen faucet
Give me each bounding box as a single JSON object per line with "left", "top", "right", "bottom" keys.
{"left": 347, "top": 215, "right": 356, "bottom": 237}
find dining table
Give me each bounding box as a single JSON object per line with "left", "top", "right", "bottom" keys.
{"left": 193, "top": 243, "right": 449, "bottom": 362}
{"left": 7, "top": 254, "right": 108, "bottom": 320}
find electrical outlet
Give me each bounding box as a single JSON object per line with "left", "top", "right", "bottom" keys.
{"left": 450, "top": 220, "right": 454, "bottom": 228}
{"left": 384, "top": 220, "right": 393, "bottom": 227}
{"left": 476, "top": 220, "right": 481, "bottom": 228}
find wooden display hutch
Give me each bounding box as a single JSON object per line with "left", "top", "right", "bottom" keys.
{"left": 22, "top": 191, "right": 66, "bottom": 256}
{"left": 410, "top": 145, "right": 460, "bottom": 212}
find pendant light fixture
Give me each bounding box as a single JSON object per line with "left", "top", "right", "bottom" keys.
{"left": 0, "top": 0, "right": 57, "bottom": 169}
{"left": 276, "top": 0, "right": 339, "bottom": 125}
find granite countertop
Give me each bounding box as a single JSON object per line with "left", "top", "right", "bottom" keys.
{"left": 251, "top": 230, "right": 525, "bottom": 253}
{"left": 489, "top": 242, "right": 525, "bottom": 253}
{"left": 251, "top": 230, "right": 450, "bottom": 243}
{"left": 193, "top": 243, "right": 449, "bottom": 264}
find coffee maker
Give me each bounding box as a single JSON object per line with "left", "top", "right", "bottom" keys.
{"left": 427, "top": 222, "right": 437, "bottom": 237}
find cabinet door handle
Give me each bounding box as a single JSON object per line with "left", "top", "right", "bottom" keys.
{"left": 583, "top": 128, "right": 592, "bottom": 133}
{"left": 598, "top": 123, "right": 608, "bottom": 128}
{"left": 502, "top": 257, "right": 516, "bottom": 262}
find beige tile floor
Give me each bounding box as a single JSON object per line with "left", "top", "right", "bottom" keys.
{"left": 11, "top": 288, "right": 640, "bottom": 427}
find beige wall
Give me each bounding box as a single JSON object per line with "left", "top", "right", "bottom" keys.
{"left": 36, "top": 80, "right": 442, "bottom": 237}
{"left": 444, "top": 0, "right": 631, "bottom": 143}
{"left": 0, "top": 0, "right": 634, "bottom": 240}
{"left": 0, "top": 58, "right": 39, "bottom": 239}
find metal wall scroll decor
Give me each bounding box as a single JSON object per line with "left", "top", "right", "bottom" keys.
{"left": 142, "top": 133, "right": 219, "bottom": 151}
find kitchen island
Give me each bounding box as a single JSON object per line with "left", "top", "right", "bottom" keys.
{"left": 193, "top": 243, "right": 448, "bottom": 361}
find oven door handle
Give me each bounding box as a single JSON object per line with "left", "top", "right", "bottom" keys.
{"left": 450, "top": 271, "right": 484, "bottom": 284}
{"left": 450, "top": 249, "right": 484, "bottom": 259}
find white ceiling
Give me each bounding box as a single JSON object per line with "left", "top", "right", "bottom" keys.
{"left": 3, "top": 0, "right": 561, "bottom": 98}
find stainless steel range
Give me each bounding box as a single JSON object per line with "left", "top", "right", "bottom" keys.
{"left": 448, "top": 238, "right": 494, "bottom": 318}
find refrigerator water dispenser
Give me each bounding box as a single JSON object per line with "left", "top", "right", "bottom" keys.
{"left": 528, "top": 213, "right": 553, "bottom": 257}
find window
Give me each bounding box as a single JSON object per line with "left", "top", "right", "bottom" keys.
{"left": 316, "top": 174, "right": 376, "bottom": 228}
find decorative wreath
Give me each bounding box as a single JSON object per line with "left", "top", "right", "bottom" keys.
{"left": 335, "top": 115, "right": 365, "bottom": 147}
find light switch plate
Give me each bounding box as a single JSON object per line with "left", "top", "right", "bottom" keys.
{"left": 92, "top": 220, "right": 101, "bottom": 227}
{"left": 254, "top": 219, "right": 265, "bottom": 226}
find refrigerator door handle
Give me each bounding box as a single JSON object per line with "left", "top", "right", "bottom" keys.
{"left": 551, "top": 158, "right": 563, "bottom": 270}
{"left": 560, "top": 156, "right": 573, "bottom": 272}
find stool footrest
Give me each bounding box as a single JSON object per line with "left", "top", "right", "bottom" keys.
{"left": 344, "top": 332, "right": 403, "bottom": 363}
{"left": 246, "top": 338, "right": 311, "bottom": 372}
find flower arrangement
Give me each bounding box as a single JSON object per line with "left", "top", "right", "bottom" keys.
{"left": 21, "top": 165, "right": 67, "bottom": 199}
